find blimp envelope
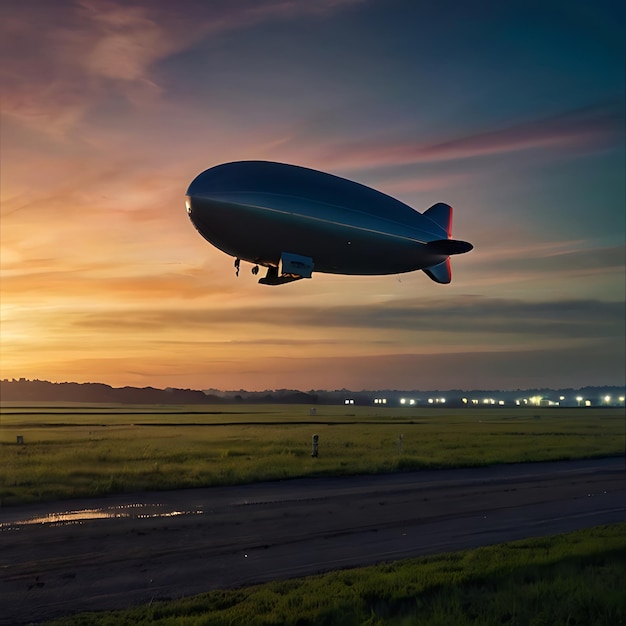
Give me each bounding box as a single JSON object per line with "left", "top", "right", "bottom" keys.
{"left": 186, "top": 161, "right": 472, "bottom": 285}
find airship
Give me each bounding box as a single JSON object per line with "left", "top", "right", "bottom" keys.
{"left": 186, "top": 161, "right": 472, "bottom": 285}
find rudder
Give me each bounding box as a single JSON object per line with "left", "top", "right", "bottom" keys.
{"left": 423, "top": 258, "right": 452, "bottom": 284}
{"left": 423, "top": 202, "right": 452, "bottom": 237}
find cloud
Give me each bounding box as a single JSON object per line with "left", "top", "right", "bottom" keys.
{"left": 477, "top": 243, "right": 626, "bottom": 274}
{"left": 57, "top": 296, "right": 624, "bottom": 344}
{"left": 320, "top": 101, "right": 624, "bottom": 170}
{"left": 369, "top": 172, "right": 472, "bottom": 196}
{"left": 77, "top": 2, "right": 171, "bottom": 84}
{"left": 0, "top": 0, "right": 365, "bottom": 136}
{"left": 0, "top": 1, "right": 176, "bottom": 135}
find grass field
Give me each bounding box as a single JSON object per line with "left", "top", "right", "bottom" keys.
{"left": 43, "top": 522, "right": 626, "bottom": 625}
{"left": 0, "top": 404, "right": 622, "bottom": 505}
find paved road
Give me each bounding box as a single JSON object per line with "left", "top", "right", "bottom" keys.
{"left": 1, "top": 457, "right": 624, "bottom": 625}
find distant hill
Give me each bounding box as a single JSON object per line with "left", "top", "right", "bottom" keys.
{"left": 1, "top": 378, "right": 623, "bottom": 407}
{"left": 0, "top": 379, "right": 220, "bottom": 404}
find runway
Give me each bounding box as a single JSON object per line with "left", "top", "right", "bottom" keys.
{"left": 1, "top": 457, "right": 624, "bottom": 625}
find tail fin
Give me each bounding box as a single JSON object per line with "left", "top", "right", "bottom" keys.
{"left": 423, "top": 258, "right": 452, "bottom": 284}
{"left": 423, "top": 202, "right": 452, "bottom": 237}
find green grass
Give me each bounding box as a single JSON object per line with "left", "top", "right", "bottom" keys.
{"left": 4, "top": 406, "right": 623, "bottom": 624}
{"left": 1, "top": 405, "right": 623, "bottom": 504}
{"left": 44, "top": 523, "right": 626, "bottom": 625}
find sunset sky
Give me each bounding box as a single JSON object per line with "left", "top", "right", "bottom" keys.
{"left": 1, "top": 0, "right": 624, "bottom": 391}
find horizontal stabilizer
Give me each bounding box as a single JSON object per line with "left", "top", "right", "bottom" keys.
{"left": 425, "top": 239, "right": 473, "bottom": 255}
{"left": 423, "top": 258, "right": 451, "bottom": 284}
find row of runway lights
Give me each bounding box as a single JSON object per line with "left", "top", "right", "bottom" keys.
{"left": 360, "top": 395, "right": 625, "bottom": 407}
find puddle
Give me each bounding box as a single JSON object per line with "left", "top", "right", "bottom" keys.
{"left": 0, "top": 503, "right": 205, "bottom": 531}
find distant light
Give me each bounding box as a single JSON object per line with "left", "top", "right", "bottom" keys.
{"left": 409, "top": 399, "right": 416, "bottom": 405}
{"left": 428, "top": 398, "right": 434, "bottom": 404}
{"left": 498, "top": 400, "right": 504, "bottom": 405}
{"left": 585, "top": 400, "right": 591, "bottom": 407}
{"left": 515, "top": 400, "right": 520, "bottom": 406}
{"left": 400, "top": 398, "right": 406, "bottom": 405}
{"left": 604, "top": 395, "right": 611, "bottom": 403}
{"left": 559, "top": 396, "right": 565, "bottom": 401}
{"left": 462, "top": 398, "right": 468, "bottom": 404}
{"left": 619, "top": 396, "right": 625, "bottom": 402}
{"left": 439, "top": 398, "right": 446, "bottom": 404}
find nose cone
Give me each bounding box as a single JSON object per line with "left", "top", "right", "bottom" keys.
{"left": 185, "top": 195, "right": 196, "bottom": 224}
{"left": 186, "top": 192, "right": 234, "bottom": 253}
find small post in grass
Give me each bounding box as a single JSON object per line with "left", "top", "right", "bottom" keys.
{"left": 311, "top": 434, "right": 319, "bottom": 458}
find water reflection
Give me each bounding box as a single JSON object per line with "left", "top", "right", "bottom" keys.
{"left": 0, "top": 503, "right": 204, "bottom": 531}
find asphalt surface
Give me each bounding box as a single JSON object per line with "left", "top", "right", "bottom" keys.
{"left": 1, "top": 457, "right": 624, "bottom": 625}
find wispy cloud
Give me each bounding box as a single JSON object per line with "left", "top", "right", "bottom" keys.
{"left": 320, "top": 102, "right": 623, "bottom": 170}
{"left": 57, "top": 296, "right": 624, "bottom": 343}
{"left": 77, "top": 1, "right": 173, "bottom": 83}
{"left": 0, "top": 0, "right": 365, "bottom": 136}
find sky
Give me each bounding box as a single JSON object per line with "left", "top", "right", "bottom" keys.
{"left": 1, "top": 0, "right": 624, "bottom": 392}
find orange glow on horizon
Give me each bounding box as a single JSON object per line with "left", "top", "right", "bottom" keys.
{"left": 1, "top": 1, "right": 623, "bottom": 391}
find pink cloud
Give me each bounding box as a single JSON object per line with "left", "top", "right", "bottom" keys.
{"left": 372, "top": 172, "right": 471, "bottom": 196}
{"left": 0, "top": 0, "right": 365, "bottom": 136}
{"left": 320, "top": 103, "right": 622, "bottom": 170}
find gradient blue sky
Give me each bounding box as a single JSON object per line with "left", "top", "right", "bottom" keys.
{"left": 1, "top": 0, "right": 624, "bottom": 391}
